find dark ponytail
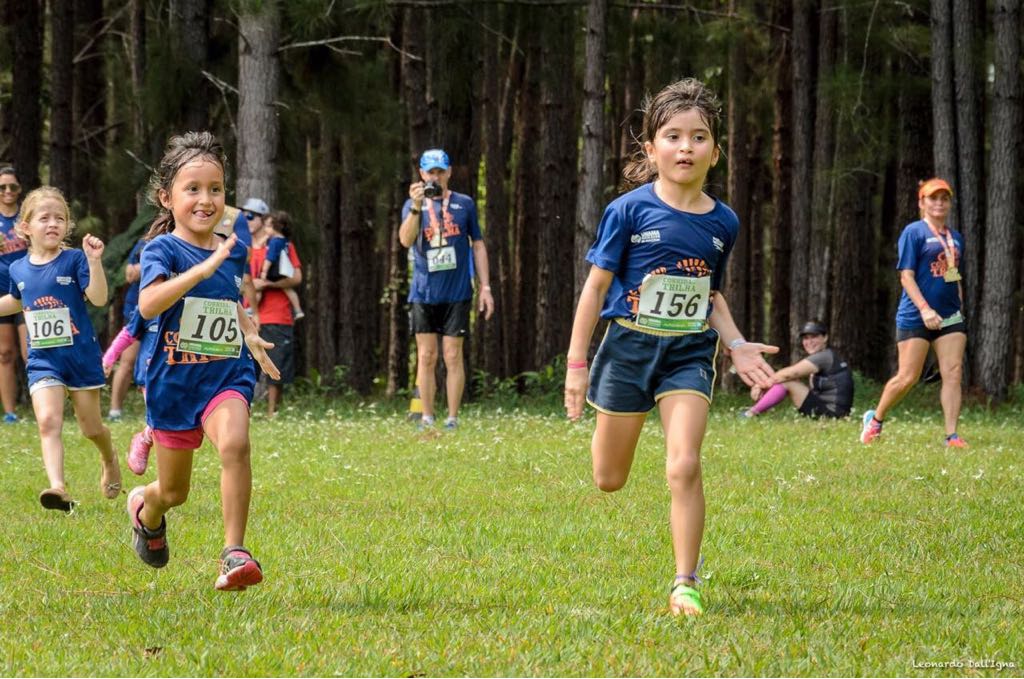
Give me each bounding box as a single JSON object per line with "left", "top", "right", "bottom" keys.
{"left": 145, "top": 131, "right": 227, "bottom": 240}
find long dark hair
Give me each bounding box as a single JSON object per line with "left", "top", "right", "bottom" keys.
{"left": 145, "top": 132, "right": 227, "bottom": 240}
{"left": 622, "top": 78, "right": 723, "bottom": 188}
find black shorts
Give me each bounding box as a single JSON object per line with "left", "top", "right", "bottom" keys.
{"left": 0, "top": 312, "right": 24, "bottom": 326}
{"left": 798, "top": 391, "right": 850, "bottom": 419}
{"left": 410, "top": 300, "right": 471, "bottom": 337}
{"left": 259, "top": 323, "right": 294, "bottom": 385}
{"left": 895, "top": 322, "right": 966, "bottom": 343}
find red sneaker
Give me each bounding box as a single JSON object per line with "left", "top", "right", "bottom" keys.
{"left": 215, "top": 546, "right": 263, "bottom": 591}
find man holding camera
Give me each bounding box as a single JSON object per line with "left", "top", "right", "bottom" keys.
{"left": 399, "top": 149, "right": 494, "bottom": 430}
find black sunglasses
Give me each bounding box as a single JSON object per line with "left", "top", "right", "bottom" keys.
{"left": 0, "top": 183, "right": 20, "bottom": 193}
{"left": 244, "top": 211, "right": 259, "bottom": 220}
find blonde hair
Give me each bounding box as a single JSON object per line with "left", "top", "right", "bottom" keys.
{"left": 622, "top": 78, "right": 723, "bottom": 188}
{"left": 16, "top": 186, "right": 75, "bottom": 250}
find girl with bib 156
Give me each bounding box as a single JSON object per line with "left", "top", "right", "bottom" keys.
{"left": 564, "top": 79, "right": 778, "bottom": 616}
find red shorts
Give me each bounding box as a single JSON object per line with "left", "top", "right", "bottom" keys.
{"left": 151, "top": 390, "right": 249, "bottom": 450}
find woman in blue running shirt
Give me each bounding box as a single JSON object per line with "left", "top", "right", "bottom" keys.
{"left": 0, "top": 166, "right": 28, "bottom": 422}
{"left": 564, "top": 79, "right": 778, "bottom": 617}
{"left": 860, "top": 178, "right": 968, "bottom": 448}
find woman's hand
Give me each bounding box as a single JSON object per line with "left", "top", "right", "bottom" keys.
{"left": 921, "top": 307, "right": 942, "bottom": 330}
{"left": 564, "top": 365, "right": 589, "bottom": 421}
{"left": 731, "top": 342, "right": 779, "bottom": 389}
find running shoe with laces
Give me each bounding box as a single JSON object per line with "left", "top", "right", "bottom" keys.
{"left": 860, "top": 409, "right": 883, "bottom": 444}
{"left": 215, "top": 546, "right": 264, "bottom": 591}
{"left": 4, "top": 412, "right": 18, "bottom": 424}
{"left": 127, "top": 486, "right": 169, "bottom": 568}
{"left": 127, "top": 426, "right": 153, "bottom": 476}
{"left": 945, "top": 433, "right": 969, "bottom": 448}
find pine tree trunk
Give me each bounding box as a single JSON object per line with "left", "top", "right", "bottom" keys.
{"left": 976, "top": 0, "right": 1021, "bottom": 401}
{"left": 574, "top": 0, "right": 607, "bottom": 302}
{"left": 129, "top": 0, "right": 147, "bottom": 188}
{"left": 72, "top": 0, "right": 105, "bottom": 217}
{"left": 336, "top": 136, "right": 376, "bottom": 394}
{"left": 51, "top": 0, "right": 75, "bottom": 196}
{"left": 788, "top": 0, "right": 815, "bottom": 356}
{"left": 930, "top": 0, "right": 958, "bottom": 195}
{"left": 512, "top": 8, "right": 543, "bottom": 374}
{"left": 808, "top": 5, "right": 837, "bottom": 322}
{"left": 768, "top": 1, "right": 793, "bottom": 358}
{"left": 535, "top": 5, "right": 578, "bottom": 368}
{"left": 314, "top": 122, "right": 340, "bottom": 383}
{"left": 236, "top": 0, "right": 280, "bottom": 206}
{"left": 9, "top": 0, "right": 43, "bottom": 190}
{"left": 174, "top": 0, "right": 210, "bottom": 131}
{"left": 952, "top": 0, "right": 984, "bottom": 366}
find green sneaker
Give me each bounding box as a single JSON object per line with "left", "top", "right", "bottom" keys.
{"left": 669, "top": 581, "right": 704, "bottom": 616}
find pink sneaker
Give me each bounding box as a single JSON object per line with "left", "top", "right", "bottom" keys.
{"left": 860, "top": 410, "right": 883, "bottom": 444}
{"left": 127, "top": 426, "right": 153, "bottom": 476}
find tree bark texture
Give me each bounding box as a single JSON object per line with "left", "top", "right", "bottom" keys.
{"left": 9, "top": 0, "right": 43, "bottom": 190}
{"left": 788, "top": 0, "right": 815, "bottom": 357}
{"left": 236, "top": 0, "right": 281, "bottom": 206}
{"left": 173, "top": 0, "right": 211, "bottom": 131}
{"left": 807, "top": 4, "right": 837, "bottom": 323}
{"left": 574, "top": 0, "right": 607, "bottom": 302}
{"left": 930, "top": 0, "right": 958, "bottom": 203}
{"left": 50, "top": 0, "right": 75, "bottom": 196}
{"left": 313, "top": 123, "right": 340, "bottom": 383}
{"left": 768, "top": 0, "right": 793, "bottom": 358}
{"left": 72, "top": 0, "right": 106, "bottom": 215}
{"left": 535, "top": 4, "right": 578, "bottom": 368}
{"left": 976, "top": 0, "right": 1021, "bottom": 400}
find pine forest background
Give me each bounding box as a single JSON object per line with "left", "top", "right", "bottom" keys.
{"left": 0, "top": 0, "right": 1021, "bottom": 401}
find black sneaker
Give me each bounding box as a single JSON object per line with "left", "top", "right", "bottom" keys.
{"left": 127, "top": 486, "right": 169, "bottom": 568}
{"left": 215, "top": 546, "right": 263, "bottom": 591}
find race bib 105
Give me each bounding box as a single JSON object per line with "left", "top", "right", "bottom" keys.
{"left": 178, "top": 297, "right": 242, "bottom": 358}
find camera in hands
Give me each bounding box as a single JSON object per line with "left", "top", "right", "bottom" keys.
{"left": 423, "top": 180, "right": 444, "bottom": 199}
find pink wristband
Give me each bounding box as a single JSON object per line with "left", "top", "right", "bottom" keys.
{"left": 567, "top": 360, "right": 587, "bottom": 370}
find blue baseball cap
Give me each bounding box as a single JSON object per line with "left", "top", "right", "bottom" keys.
{"left": 419, "top": 149, "right": 450, "bottom": 171}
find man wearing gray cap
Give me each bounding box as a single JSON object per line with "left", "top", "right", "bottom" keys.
{"left": 742, "top": 320, "right": 854, "bottom": 419}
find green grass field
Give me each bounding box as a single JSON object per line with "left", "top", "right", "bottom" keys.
{"left": 0, "top": 381, "right": 1022, "bottom": 676}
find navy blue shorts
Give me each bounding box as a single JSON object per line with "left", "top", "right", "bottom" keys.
{"left": 587, "top": 320, "right": 719, "bottom": 415}
{"left": 895, "top": 322, "right": 966, "bottom": 343}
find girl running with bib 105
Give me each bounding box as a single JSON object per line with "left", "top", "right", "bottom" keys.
{"left": 860, "top": 178, "right": 968, "bottom": 448}
{"left": 564, "top": 78, "right": 778, "bottom": 617}
{"left": 0, "top": 186, "right": 122, "bottom": 512}
{"left": 126, "top": 132, "right": 279, "bottom": 591}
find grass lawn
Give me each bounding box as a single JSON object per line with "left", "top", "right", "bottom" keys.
{"left": 0, "top": 381, "right": 1021, "bottom": 676}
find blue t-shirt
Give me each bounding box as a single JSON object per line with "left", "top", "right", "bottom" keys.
{"left": 402, "top": 191, "right": 483, "bottom": 304}
{"left": 265, "top": 236, "right": 288, "bottom": 267}
{"left": 124, "top": 308, "right": 159, "bottom": 387}
{"left": 895, "top": 220, "right": 964, "bottom": 329}
{"left": 8, "top": 249, "right": 105, "bottom": 389}
{"left": 122, "top": 238, "right": 146, "bottom": 318}
{"left": 140, "top": 233, "right": 256, "bottom": 431}
{"left": 586, "top": 183, "right": 739, "bottom": 321}
{"left": 0, "top": 211, "right": 27, "bottom": 293}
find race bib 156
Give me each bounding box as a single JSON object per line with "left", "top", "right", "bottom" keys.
{"left": 635, "top": 274, "right": 711, "bottom": 333}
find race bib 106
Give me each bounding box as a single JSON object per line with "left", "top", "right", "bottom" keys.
{"left": 635, "top": 274, "right": 711, "bottom": 333}
{"left": 25, "top": 307, "right": 73, "bottom": 349}
{"left": 178, "top": 297, "right": 242, "bottom": 358}
{"left": 427, "top": 246, "right": 457, "bottom": 273}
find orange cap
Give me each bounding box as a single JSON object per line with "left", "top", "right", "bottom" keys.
{"left": 918, "top": 178, "right": 953, "bottom": 199}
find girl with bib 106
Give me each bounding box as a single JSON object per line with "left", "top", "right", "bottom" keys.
{"left": 0, "top": 186, "right": 121, "bottom": 512}
{"left": 564, "top": 78, "right": 778, "bottom": 617}
{"left": 126, "top": 132, "right": 279, "bottom": 591}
